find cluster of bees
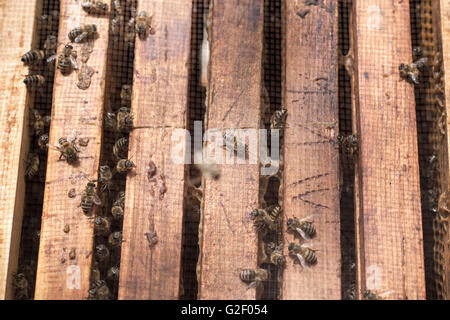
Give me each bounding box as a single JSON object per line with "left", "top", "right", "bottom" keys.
{"left": 17, "top": 0, "right": 156, "bottom": 300}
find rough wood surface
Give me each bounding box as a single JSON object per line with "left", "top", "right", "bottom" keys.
{"left": 353, "top": 0, "right": 425, "bottom": 299}
{"left": 0, "top": 0, "right": 42, "bottom": 300}
{"left": 434, "top": 0, "right": 450, "bottom": 300}
{"left": 197, "top": 0, "right": 263, "bottom": 300}
{"left": 281, "top": 0, "right": 341, "bottom": 300}
{"left": 34, "top": 0, "right": 111, "bottom": 299}
{"left": 117, "top": 0, "right": 192, "bottom": 300}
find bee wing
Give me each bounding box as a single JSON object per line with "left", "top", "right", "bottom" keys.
{"left": 296, "top": 253, "right": 307, "bottom": 269}
{"left": 46, "top": 54, "right": 58, "bottom": 63}
{"left": 74, "top": 32, "right": 88, "bottom": 43}
{"left": 67, "top": 130, "right": 78, "bottom": 143}
{"left": 296, "top": 227, "right": 311, "bottom": 241}
{"left": 246, "top": 281, "right": 258, "bottom": 290}
{"left": 299, "top": 215, "right": 314, "bottom": 221}
{"left": 93, "top": 194, "right": 102, "bottom": 206}
{"left": 70, "top": 55, "right": 78, "bottom": 70}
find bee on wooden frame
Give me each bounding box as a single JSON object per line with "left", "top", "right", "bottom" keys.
{"left": 249, "top": 204, "right": 282, "bottom": 235}
{"left": 21, "top": 49, "right": 45, "bottom": 65}
{"left": 116, "top": 157, "right": 136, "bottom": 174}
{"left": 24, "top": 75, "right": 45, "bottom": 89}
{"left": 288, "top": 242, "right": 317, "bottom": 268}
{"left": 113, "top": 137, "right": 129, "bottom": 160}
{"left": 104, "top": 112, "right": 117, "bottom": 131}
{"left": 81, "top": 0, "right": 109, "bottom": 15}
{"left": 94, "top": 244, "right": 110, "bottom": 262}
{"left": 265, "top": 242, "right": 286, "bottom": 267}
{"left": 239, "top": 268, "right": 269, "bottom": 289}
{"left": 55, "top": 133, "right": 80, "bottom": 164}
{"left": 77, "top": 63, "right": 95, "bottom": 90}
{"left": 81, "top": 181, "right": 102, "bottom": 215}
{"left": 116, "top": 107, "right": 134, "bottom": 132}
{"left": 68, "top": 24, "right": 98, "bottom": 43}
{"left": 47, "top": 44, "right": 78, "bottom": 76}
{"left": 286, "top": 216, "right": 316, "bottom": 240}
{"left": 107, "top": 266, "right": 120, "bottom": 282}
{"left": 399, "top": 51, "right": 428, "bottom": 85}
{"left": 108, "top": 231, "right": 123, "bottom": 247}
{"left": 270, "top": 109, "right": 288, "bottom": 129}
{"left": 135, "top": 11, "right": 154, "bottom": 40}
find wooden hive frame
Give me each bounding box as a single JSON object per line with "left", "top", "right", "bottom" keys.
{"left": 0, "top": 0, "right": 448, "bottom": 300}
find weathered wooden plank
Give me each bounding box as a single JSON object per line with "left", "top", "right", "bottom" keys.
{"left": 434, "top": 0, "right": 450, "bottom": 300}
{"left": 281, "top": 0, "right": 341, "bottom": 300}
{"left": 197, "top": 0, "right": 263, "bottom": 300}
{"left": 117, "top": 0, "right": 192, "bottom": 300}
{"left": 352, "top": 0, "right": 425, "bottom": 299}
{"left": 34, "top": 0, "right": 111, "bottom": 299}
{"left": 0, "top": 0, "right": 42, "bottom": 300}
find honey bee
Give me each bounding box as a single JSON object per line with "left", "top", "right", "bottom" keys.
{"left": 77, "top": 63, "right": 95, "bottom": 90}
{"left": 250, "top": 207, "right": 280, "bottom": 235}
{"left": 56, "top": 136, "right": 79, "bottom": 164}
{"left": 43, "top": 35, "right": 58, "bottom": 58}
{"left": 110, "top": 16, "right": 123, "bottom": 43}
{"left": 38, "top": 133, "right": 49, "bottom": 151}
{"left": 338, "top": 134, "right": 358, "bottom": 160}
{"left": 343, "top": 281, "right": 357, "bottom": 300}
{"left": 30, "top": 108, "right": 50, "bottom": 136}
{"left": 95, "top": 244, "right": 110, "bottom": 262}
{"left": 399, "top": 57, "right": 428, "bottom": 85}
{"left": 104, "top": 112, "right": 117, "bottom": 130}
{"left": 21, "top": 49, "right": 45, "bottom": 65}
{"left": 68, "top": 24, "right": 98, "bottom": 43}
{"left": 120, "top": 85, "right": 132, "bottom": 108}
{"left": 288, "top": 242, "right": 317, "bottom": 268}
{"left": 363, "top": 290, "right": 383, "bottom": 300}
{"left": 286, "top": 217, "right": 316, "bottom": 240}
{"left": 25, "top": 152, "right": 39, "bottom": 180}
{"left": 81, "top": 0, "right": 109, "bottom": 15}
{"left": 88, "top": 280, "right": 110, "bottom": 300}
{"left": 124, "top": 17, "right": 136, "bottom": 46}
{"left": 81, "top": 181, "right": 102, "bottom": 215}
{"left": 24, "top": 75, "right": 45, "bottom": 88}
{"left": 223, "top": 131, "right": 248, "bottom": 158}
{"left": 239, "top": 268, "right": 269, "bottom": 289}
{"left": 113, "top": 137, "right": 129, "bottom": 160}
{"left": 98, "top": 165, "right": 113, "bottom": 192}
{"left": 113, "top": 0, "right": 123, "bottom": 16}
{"left": 270, "top": 109, "right": 288, "bottom": 129}
{"left": 47, "top": 44, "right": 78, "bottom": 76}
{"left": 111, "top": 191, "right": 125, "bottom": 219}
{"left": 117, "top": 107, "right": 134, "bottom": 132}
{"left": 265, "top": 242, "right": 286, "bottom": 266}
{"left": 108, "top": 231, "right": 123, "bottom": 247}
{"left": 135, "top": 11, "right": 153, "bottom": 40}
{"left": 116, "top": 158, "right": 136, "bottom": 173}
{"left": 93, "top": 216, "right": 110, "bottom": 235}
{"left": 13, "top": 273, "right": 29, "bottom": 300}
{"left": 107, "top": 266, "right": 120, "bottom": 282}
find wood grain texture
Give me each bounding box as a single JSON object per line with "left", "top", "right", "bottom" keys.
{"left": 34, "top": 0, "right": 111, "bottom": 299}
{"left": 281, "top": 0, "right": 341, "bottom": 300}
{"left": 0, "top": 0, "right": 42, "bottom": 300}
{"left": 353, "top": 0, "right": 425, "bottom": 299}
{"left": 435, "top": 0, "right": 450, "bottom": 299}
{"left": 117, "top": 0, "right": 192, "bottom": 300}
{"left": 197, "top": 0, "right": 263, "bottom": 300}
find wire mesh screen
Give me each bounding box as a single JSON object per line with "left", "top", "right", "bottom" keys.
{"left": 10, "top": 0, "right": 448, "bottom": 300}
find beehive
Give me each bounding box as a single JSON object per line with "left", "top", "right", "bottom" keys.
{"left": 0, "top": 0, "right": 448, "bottom": 300}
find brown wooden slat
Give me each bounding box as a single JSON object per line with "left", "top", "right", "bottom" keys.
{"left": 0, "top": 0, "right": 42, "bottom": 300}
{"left": 117, "top": 0, "right": 192, "bottom": 300}
{"left": 281, "top": 0, "right": 341, "bottom": 300}
{"left": 434, "top": 0, "right": 450, "bottom": 300}
{"left": 197, "top": 0, "right": 263, "bottom": 300}
{"left": 34, "top": 0, "right": 111, "bottom": 299}
{"left": 352, "top": 0, "right": 425, "bottom": 299}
